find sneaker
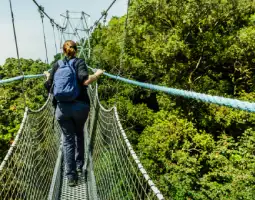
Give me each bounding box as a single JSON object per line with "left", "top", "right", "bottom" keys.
{"left": 68, "top": 178, "right": 77, "bottom": 187}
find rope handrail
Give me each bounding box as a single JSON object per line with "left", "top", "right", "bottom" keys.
{"left": 2, "top": 67, "right": 255, "bottom": 112}
{"left": 0, "top": 74, "right": 43, "bottom": 85}
{"left": 0, "top": 69, "right": 53, "bottom": 85}
{"left": 87, "top": 66, "right": 255, "bottom": 112}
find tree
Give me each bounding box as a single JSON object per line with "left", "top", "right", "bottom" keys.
{"left": 0, "top": 58, "right": 48, "bottom": 161}
{"left": 85, "top": 0, "right": 255, "bottom": 198}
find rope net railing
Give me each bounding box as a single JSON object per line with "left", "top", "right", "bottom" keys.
{"left": 0, "top": 95, "right": 62, "bottom": 200}
{"left": 85, "top": 84, "right": 164, "bottom": 200}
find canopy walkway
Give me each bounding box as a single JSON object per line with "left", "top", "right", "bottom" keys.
{"left": 1, "top": 1, "right": 164, "bottom": 198}
{"left": 1, "top": 71, "right": 255, "bottom": 200}
{"left": 0, "top": 84, "right": 163, "bottom": 200}
{"left": 1, "top": 0, "right": 255, "bottom": 199}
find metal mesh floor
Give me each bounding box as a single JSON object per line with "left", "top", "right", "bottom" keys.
{"left": 60, "top": 167, "right": 88, "bottom": 200}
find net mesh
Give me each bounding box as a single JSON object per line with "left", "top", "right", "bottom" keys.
{"left": 85, "top": 84, "right": 164, "bottom": 200}
{"left": 0, "top": 85, "right": 164, "bottom": 200}
{"left": 0, "top": 96, "right": 61, "bottom": 200}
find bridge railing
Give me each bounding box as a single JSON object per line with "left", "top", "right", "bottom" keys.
{"left": 0, "top": 96, "right": 62, "bottom": 200}
{"left": 85, "top": 84, "right": 164, "bottom": 200}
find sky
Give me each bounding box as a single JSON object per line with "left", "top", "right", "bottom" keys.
{"left": 0, "top": 0, "right": 128, "bottom": 65}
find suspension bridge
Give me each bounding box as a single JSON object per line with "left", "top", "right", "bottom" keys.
{"left": 0, "top": 0, "right": 255, "bottom": 200}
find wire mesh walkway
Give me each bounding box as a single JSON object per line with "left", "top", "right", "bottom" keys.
{"left": 0, "top": 84, "right": 164, "bottom": 200}
{"left": 60, "top": 168, "right": 88, "bottom": 200}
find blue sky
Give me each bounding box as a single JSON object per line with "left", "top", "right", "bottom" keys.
{"left": 0, "top": 0, "right": 127, "bottom": 65}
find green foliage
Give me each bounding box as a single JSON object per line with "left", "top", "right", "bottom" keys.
{"left": 85, "top": 0, "right": 255, "bottom": 199}
{"left": 0, "top": 58, "right": 48, "bottom": 161}
{"left": 138, "top": 112, "right": 255, "bottom": 199}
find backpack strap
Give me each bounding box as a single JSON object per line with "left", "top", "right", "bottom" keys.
{"left": 68, "top": 58, "right": 78, "bottom": 68}
{"left": 58, "top": 60, "right": 64, "bottom": 67}
{"left": 55, "top": 58, "right": 77, "bottom": 76}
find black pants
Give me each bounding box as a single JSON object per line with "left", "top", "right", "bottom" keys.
{"left": 56, "top": 101, "right": 90, "bottom": 180}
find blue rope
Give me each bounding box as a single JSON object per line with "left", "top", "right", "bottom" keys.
{"left": 0, "top": 68, "right": 51, "bottom": 85}
{"left": 2, "top": 66, "right": 255, "bottom": 112}
{"left": 0, "top": 74, "right": 45, "bottom": 85}
{"left": 87, "top": 66, "right": 255, "bottom": 113}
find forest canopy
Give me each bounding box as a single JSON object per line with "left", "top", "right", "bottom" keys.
{"left": 1, "top": 0, "right": 255, "bottom": 199}
{"left": 0, "top": 58, "right": 48, "bottom": 161}
{"left": 86, "top": 0, "right": 255, "bottom": 199}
